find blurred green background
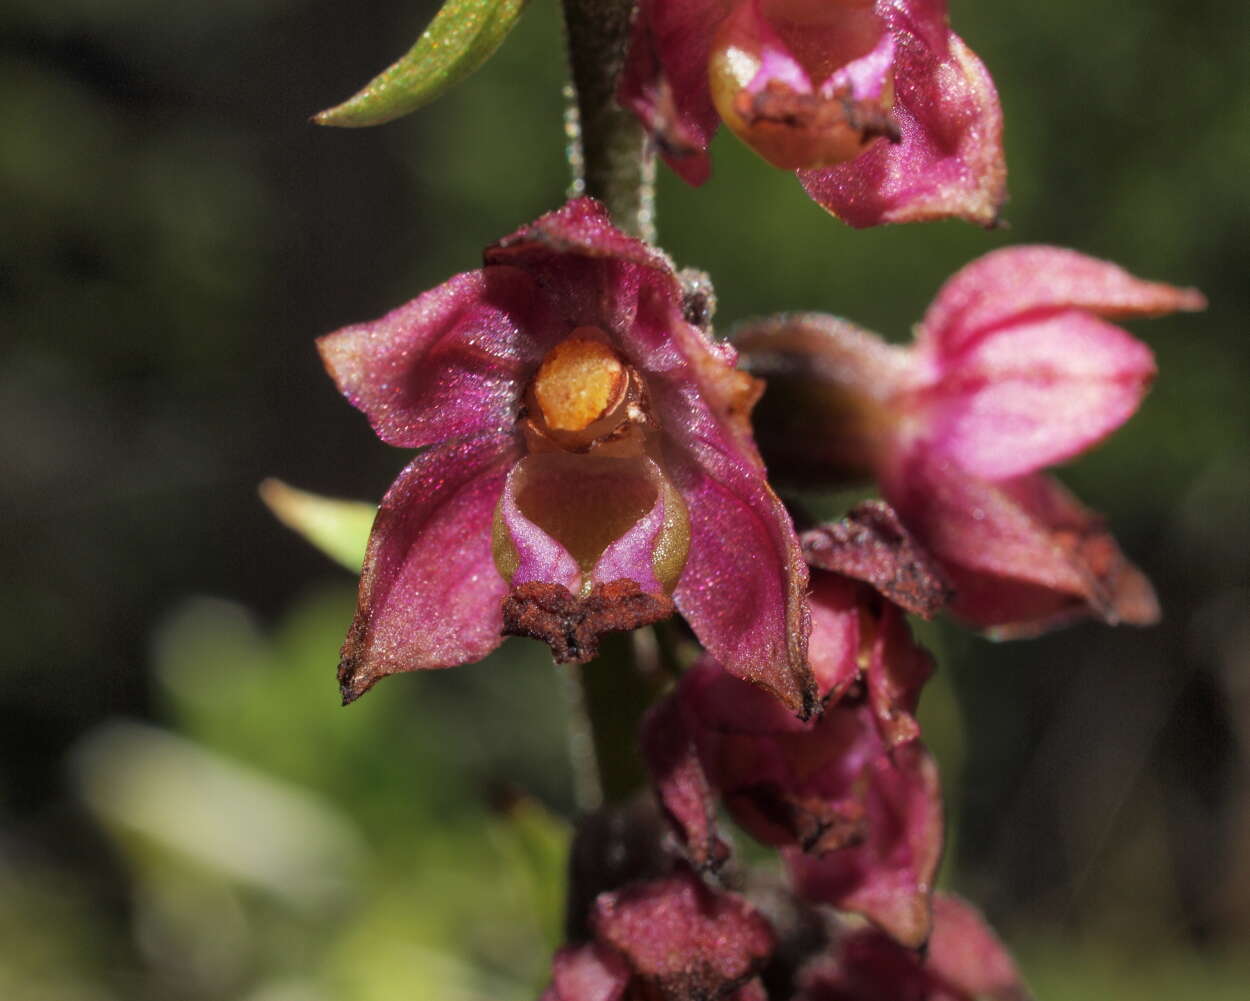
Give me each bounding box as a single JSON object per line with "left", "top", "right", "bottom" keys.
{"left": 2, "top": 0, "right": 1248, "bottom": 998}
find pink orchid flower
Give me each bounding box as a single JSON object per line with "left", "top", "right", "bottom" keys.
{"left": 542, "top": 866, "right": 774, "bottom": 1001}
{"left": 736, "top": 246, "right": 1205, "bottom": 636}
{"left": 644, "top": 508, "right": 946, "bottom": 946}
{"left": 319, "top": 198, "right": 814, "bottom": 712}
{"left": 619, "top": 0, "right": 1005, "bottom": 226}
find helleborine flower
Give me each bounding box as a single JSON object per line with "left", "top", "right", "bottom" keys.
{"left": 645, "top": 657, "right": 942, "bottom": 947}
{"left": 644, "top": 513, "right": 946, "bottom": 947}
{"left": 793, "top": 894, "right": 1031, "bottom": 1001}
{"left": 735, "top": 246, "right": 1206, "bottom": 636}
{"left": 618, "top": 0, "right": 1005, "bottom": 227}
{"left": 319, "top": 198, "right": 814, "bottom": 712}
{"left": 542, "top": 866, "right": 775, "bottom": 1001}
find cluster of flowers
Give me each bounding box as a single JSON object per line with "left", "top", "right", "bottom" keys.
{"left": 311, "top": 2, "right": 1203, "bottom": 998}
{"left": 319, "top": 198, "right": 1199, "bottom": 998}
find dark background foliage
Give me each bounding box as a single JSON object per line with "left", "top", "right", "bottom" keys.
{"left": 2, "top": 0, "right": 1247, "bottom": 997}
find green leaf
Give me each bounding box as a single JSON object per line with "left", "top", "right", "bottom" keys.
{"left": 487, "top": 795, "right": 570, "bottom": 951}
{"left": 259, "top": 478, "right": 373, "bottom": 572}
{"left": 314, "top": 0, "right": 529, "bottom": 128}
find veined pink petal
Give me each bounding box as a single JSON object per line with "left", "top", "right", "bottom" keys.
{"left": 922, "top": 309, "right": 1157, "bottom": 481}
{"left": 318, "top": 268, "right": 559, "bottom": 449}
{"left": 799, "top": 31, "right": 1005, "bottom": 227}
{"left": 919, "top": 245, "right": 1208, "bottom": 359}
{"left": 337, "top": 433, "right": 518, "bottom": 703}
{"left": 618, "top": 0, "right": 732, "bottom": 185}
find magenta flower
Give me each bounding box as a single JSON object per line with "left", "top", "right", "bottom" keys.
{"left": 618, "top": 0, "right": 1005, "bottom": 227}
{"left": 736, "top": 246, "right": 1205, "bottom": 636}
{"left": 318, "top": 198, "right": 814, "bottom": 711}
{"left": 643, "top": 513, "right": 945, "bottom": 946}
{"left": 541, "top": 866, "right": 774, "bottom": 1001}
{"left": 793, "top": 894, "right": 1030, "bottom": 1001}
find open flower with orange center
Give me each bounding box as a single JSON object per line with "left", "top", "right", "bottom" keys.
{"left": 618, "top": 0, "right": 1005, "bottom": 227}
{"left": 318, "top": 198, "right": 815, "bottom": 713}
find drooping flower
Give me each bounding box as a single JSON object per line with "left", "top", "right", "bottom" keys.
{"left": 319, "top": 198, "right": 814, "bottom": 712}
{"left": 793, "top": 894, "right": 1031, "bottom": 1001}
{"left": 643, "top": 506, "right": 946, "bottom": 946}
{"left": 618, "top": 0, "right": 1005, "bottom": 227}
{"left": 735, "top": 246, "right": 1206, "bottom": 636}
{"left": 542, "top": 865, "right": 775, "bottom": 1001}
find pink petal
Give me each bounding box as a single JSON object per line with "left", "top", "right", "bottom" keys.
{"left": 799, "top": 30, "right": 1005, "bottom": 227}
{"left": 865, "top": 603, "right": 933, "bottom": 748}
{"left": 617, "top": 0, "right": 732, "bottom": 185}
{"left": 787, "top": 738, "right": 943, "bottom": 948}
{"left": 318, "top": 268, "right": 559, "bottom": 448}
{"left": 591, "top": 461, "right": 675, "bottom": 594}
{"left": 800, "top": 501, "right": 953, "bottom": 618}
{"left": 919, "top": 245, "right": 1207, "bottom": 360}
{"left": 921, "top": 309, "right": 1156, "bottom": 480}
{"left": 545, "top": 943, "right": 631, "bottom": 1001}
{"left": 488, "top": 198, "right": 675, "bottom": 277}
{"left": 337, "top": 433, "right": 518, "bottom": 703}
{"left": 682, "top": 656, "right": 813, "bottom": 737}
{"left": 807, "top": 572, "right": 862, "bottom": 702}
{"left": 641, "top": 693, "right": 730, "bottom": 870}
{"left": 883, "top": 449, "right": 1160, "bottom": 635}
{"left": 749, "top": 20, "right": 816, "bottom": 97}
{"left": 591, "top": 867, "right": 775, "bottom": 996}
{"left": 926, "top": 895, "right": 1029, "bottom": 1001}
{"left": 663, "top": 320, "right": 816, "bottom": 718}
{"left": 498, "top": 458, "right": 583, "bottom": 593}
{"left": 672, "top": 446, "right": 816, "bottom": 718}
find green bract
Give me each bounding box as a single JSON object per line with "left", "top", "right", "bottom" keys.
{"left": 260, "top": 479, "right": 373, "bottom": 572}
{"left": 315, "top": 0, "right": 528, "bottom": 127}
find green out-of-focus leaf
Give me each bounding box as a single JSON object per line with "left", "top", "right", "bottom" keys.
{"left": 487, "top": 796, "right": 570, "bottom": 952}
{"left": 314, "top": 0, "right": 528, "bottom": 128}
{"left": 73, "top": 721, "right": 367, "bottom": 913}
{"left": 260, "top": 478, "right": 373, "bottom": 572}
